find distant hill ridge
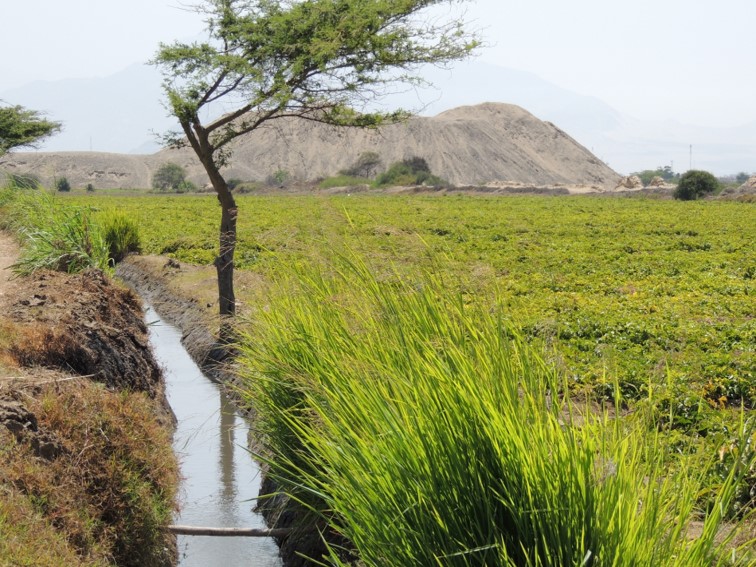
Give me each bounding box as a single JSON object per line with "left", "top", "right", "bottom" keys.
{"left": 2, "top": 103, "right": 620, "bottom": 190}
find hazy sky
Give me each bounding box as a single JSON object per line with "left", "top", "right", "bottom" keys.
{"left": 1, "top": 0, "right": 755, "bottom": 128}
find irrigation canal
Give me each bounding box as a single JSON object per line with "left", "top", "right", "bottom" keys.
{"left": 146, "top": 307, "right": 282, "bottom": 567}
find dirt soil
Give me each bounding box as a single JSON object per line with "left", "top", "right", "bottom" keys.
{"left": 0, "top": 231, "right": 179, "bottom": 565}
{"left": 0, "top": 230, "right": 170, "bottom": 435}
{"left": 0, "top": 233, "right": 21, "bottom": 312}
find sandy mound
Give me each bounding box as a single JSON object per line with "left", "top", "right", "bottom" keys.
{"left": 2, "top": 103, "right": 620, "bottom": 190}
{"left": 738, "top": 175, "right": 756, "bottom": 193}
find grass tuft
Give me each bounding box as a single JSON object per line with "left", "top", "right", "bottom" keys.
{"left": 238, "top": 254, "right": 755, "bottom": 566}
{"left": 1, "top": 188, "right": 111, "bottom": 274}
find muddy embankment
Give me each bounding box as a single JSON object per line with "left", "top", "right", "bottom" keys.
{"left": 116, "top": 255, "right": 331, "bottom": 567}
{"left": 0, "top": 264, "right": 179, "bottom": 566}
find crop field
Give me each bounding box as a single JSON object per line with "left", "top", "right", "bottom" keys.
{"left": 81, "top": 193, "right": 754, "bottom": 409}
{"left": 5, "top": 189, "right": 754, "bottom": 563}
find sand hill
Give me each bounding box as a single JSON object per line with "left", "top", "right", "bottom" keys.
{"left": 1, "top": 103, "right": 620, "bottom": 191}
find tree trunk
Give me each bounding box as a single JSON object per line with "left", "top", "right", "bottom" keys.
{"left": 216, "top": 200, "right": 237, "bottom": 315}
{"left": 195, "top": 146, "right": 239, "bottom": 344}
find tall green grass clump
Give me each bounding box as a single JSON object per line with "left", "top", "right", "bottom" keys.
{"left": 99, "top": 210, "right": 142, "bottom": 263}
{"left": 238, "top": 255, "right": 754, "bottom": 566}
{"left": 0, "top": 188, "right": 110, "bottom": 274}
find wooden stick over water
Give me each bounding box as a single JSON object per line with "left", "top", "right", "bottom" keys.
{"left": 165, "top": 525, "right": 290, "bottom": 538}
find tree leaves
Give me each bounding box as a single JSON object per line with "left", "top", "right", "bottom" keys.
{"left": 0, "top": 105, "right": 61, "bottom": 157}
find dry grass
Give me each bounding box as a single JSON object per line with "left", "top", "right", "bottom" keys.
{"left": 0, "top": 381, "right": 178, "bottom": 567}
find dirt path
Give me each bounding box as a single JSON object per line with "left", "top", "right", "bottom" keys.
{"left": 0, "top": 232, "right": 20, "bottom": 309}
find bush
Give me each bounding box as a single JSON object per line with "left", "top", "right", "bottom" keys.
{"left": 265, "top": 169, "right": 290, "bottom": 187}
{"left": 674, "top": 170, "right": 720, "bottom": 200}
{"left": 100, "top": 212, "right": 141, "bottom": 263}
{"left": 56, "top": 177, "right": 71, "bottom": 192}
{"left": 374, "top": 156, "right": 446, "bottom": 187}
{"left": 85, "top": 183, "right": 95, "bottom": 193}
{"left": 152, "top": 162, "right": 188, "bottom": 192}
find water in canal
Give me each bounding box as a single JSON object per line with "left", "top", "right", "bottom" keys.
{"left": 146, "top": 307, "right": 282, "bottom": 567}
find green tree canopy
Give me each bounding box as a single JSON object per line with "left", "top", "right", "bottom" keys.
{"left": 0, "top": 104, "right": 61, "bottom": 157}
{"left": 152, "top": 162, "right": 189, "bottom": 192}
{"left": 56, "top": 177, "right": 71, "bottom": 192}
{"left": 153, "top": 0, "right": 479, "bottom": 332}
{"left": 674, "top": 170, "right": 720, "bottom": 201}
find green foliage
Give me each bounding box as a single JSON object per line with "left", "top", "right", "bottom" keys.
{"left": 56, "top": 176, "right": 71, "bottom": 192}
{"left": 152, "top": 0, "right": 479, "bottom": 321}
{"left": 86, "top": 183, "right": 95, "bottom": 193}
{"left": 633, "top": 165, "right": 678, "bottom": 186}
{"left": 4, "top": 172, "right": 41, "bottom": 189}
{"left": 239, "top": 255, "right": 756, "bottom": 566}
{"left": 0, "top": 104, "right": 61, "bottom": 156}
{"left": 153, "top": 0, "right": 479, "bottom": 157}
{"left": 674, "top": 170, "right": 720, "bottom": 200}
{"left": 100, "top": 211, "right": 142, "bottom": 263}
{"left": 375, "top": 156, "right": 446, "bottom": 187}
{"left": 233, "top": 181, "right": 263, "bottom": 193}
{"left": 265, "top": 169, "right": 290, "bottom": 188}
{"left": 67, "top": 194, "right": 754, "bottom": 412}
{"left": 151, "top": 162, "right": 188, "bottom": 192}
{"left": 339, "top": 151, "right": 382, "bottom": 179}
{"left": 736, "top": 172, "right": 751, "bottom": 184}
{"left": 0, "top": 190, "right": 111, "bottom": 274}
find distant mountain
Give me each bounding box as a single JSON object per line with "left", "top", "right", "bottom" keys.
{"left": 2, "top": 103, "right": 620, "bottom": 190}
{"left": 1, "top": 60, "right": 753, "bottom": 175}
{"left": 0, "top": 63, "right": 172, "bottom": 154}
{"left": 390, "top": 61, "right": 755, "bottom": 175}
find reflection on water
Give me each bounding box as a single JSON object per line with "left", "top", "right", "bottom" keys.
{"left": 146, "top": 307, "right": 282, "bottom": 567}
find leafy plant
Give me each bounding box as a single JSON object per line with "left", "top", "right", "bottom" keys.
{"left": 374, "top": 156, "right": 446, "bottom": 187}
{"left": 4, "top": 172, "right": 41, "bottom": 189}
{"left": 0, "top": 104, "right": 61, "bottom": 156}
{"left": 1, "top": 189, "right": 110, "bottom": 274}
{"left": 151, "top": 162, "right": 188, "bottom": 192}
{"left": 318, "top": 175, "right": 371, "bottom": 189}
{"left": 56, "top": 176, "right": 71, "bottom": 192}
{"left": 100, "top": 211, "right": 142, "bottom": 263}
{"left": 674, "top": 170, "right": 720, "bottom": 200}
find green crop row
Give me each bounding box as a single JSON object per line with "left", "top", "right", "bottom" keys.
{"left": 76, "top": 194, "right": 754, "bottom": 411}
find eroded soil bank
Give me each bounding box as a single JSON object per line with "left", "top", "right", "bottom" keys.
{"left": 116, "top": 255, "right": 335, "bottom": 567}
{"left": 0, "top": 234, "right": 179, "bottom": 567}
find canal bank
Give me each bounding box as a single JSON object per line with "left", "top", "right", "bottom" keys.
{"left": 0, "top": 234, "right": 180, "bottom": 566}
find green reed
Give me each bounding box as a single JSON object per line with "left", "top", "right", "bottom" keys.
{"left": 238, "top": 254, "right": 754, "bottom": 566}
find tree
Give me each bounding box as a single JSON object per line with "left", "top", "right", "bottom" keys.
{"left": 674, "top": 170, "right": 720, "bottom": 201}
{"left": 153, "top": 0, "right": 478, "bottom": 337}
{"left": 341, "top": 151, "right": 383, "bottom": 179}
{"left": 0, "top": 104, "right": 61, "bottom": 157}
{"left": 56, "top": 177, "right": 71, "bottom": 192}
{"left": 152, "top": 162, "right": 189, "bottom": 192}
